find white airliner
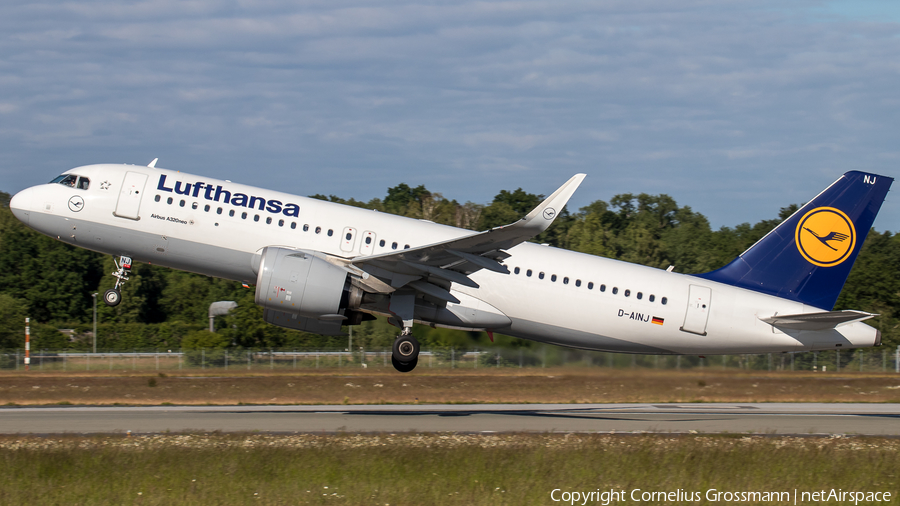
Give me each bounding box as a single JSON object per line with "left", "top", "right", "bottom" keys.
{"left": 8, "top": 162, "right": 892, "bottom": 372}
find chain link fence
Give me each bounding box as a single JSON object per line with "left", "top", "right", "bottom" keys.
{"left": 2, "top": 346, "right": 898, "bottom": 373}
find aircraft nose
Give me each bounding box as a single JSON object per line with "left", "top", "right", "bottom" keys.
{"left": 9, "top": 187, "right": 34, "bottom": 224}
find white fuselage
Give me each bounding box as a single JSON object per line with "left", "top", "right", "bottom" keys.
{"left": 10, "top": 164, "right": 878, "bottom": 354}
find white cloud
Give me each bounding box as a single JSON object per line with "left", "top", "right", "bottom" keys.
{"left": 0, "top": 0, "right": 897, "bottom": 230}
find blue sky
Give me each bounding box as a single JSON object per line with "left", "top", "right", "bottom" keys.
{"left": 1, "top": 0, "right": 898, "bottom": 231}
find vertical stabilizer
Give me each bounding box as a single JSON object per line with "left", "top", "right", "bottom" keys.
{"left": 697, "top": 171, "right": 893, "bottom": 310}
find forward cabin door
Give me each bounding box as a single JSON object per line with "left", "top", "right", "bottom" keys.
{"left": 680, "top": 284, "right": 711, "bottom": 336}
{"left": 114, "top": 171, "right": 149, "bottom": 220}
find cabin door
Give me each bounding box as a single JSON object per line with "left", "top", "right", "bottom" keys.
{"left": 680, "top": 284, "right": 711, "bottom": 336}
{"left": 114, "top": 171, "right": 148, "bottom": 220}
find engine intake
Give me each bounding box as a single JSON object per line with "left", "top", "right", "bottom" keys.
{"left": 255, "top": 247, "right": 357, "bottom": 319}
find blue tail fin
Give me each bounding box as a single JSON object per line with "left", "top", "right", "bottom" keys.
{"left": 697, "top": 171, "right": 893, "bottom": 310}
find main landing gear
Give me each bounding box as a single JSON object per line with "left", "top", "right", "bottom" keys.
{"left": 103, "top": 256, "right": 132, "bottom": 307}
{"left": 391, "top": 328, "right": 420, "bottom": 373}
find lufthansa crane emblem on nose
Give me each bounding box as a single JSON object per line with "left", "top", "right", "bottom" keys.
{"left": 542, "top": 207, "right": 556, "bottom": 220}
{"left": 68, "top": 195, "right": 84, "bottom": 212}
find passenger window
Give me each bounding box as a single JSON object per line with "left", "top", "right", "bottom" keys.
{"left": 290, "top": 222, "right": 296, "bottom": 229}
{"left": 661, "top": 297, "right": 668, "bottom": 305}
{"left": 266, "top": 217, "right": 272, "bottom": 224}
{"left": 575, "top": 279, "right": 581, "bottom": 287}
{"left": 365, "top": 237, "right": 372, "bottom": 244}
{"left": 637, "top": 292, "right": 642, "bottom": 300}
{"left": 346, "top": 232, "right": 352, "bottom": 240}
{"left": 179, "top": 200, "right": 186, "bottom": 207}
{"left": 564, "top": 277, "right": 569, "bottom": 285}
{"left": 587, "top": 282, "right": 593, "bottom": 289}
{"left": 624, "top": 289, "right": 630, "bottom": 297}
{"left": 241, "top": 212, "right": 247, "bottom": 219}
{"left": 254, "top": 215, "right": 260, "bottom": 222}
{"left": 204, "top": 204, "right": 210, "bottom": 212}
{"left": 404, "top": 244, "right": 410, "bottom": 249}
{"left": 303, "top": 224, "right": 309, "bottom": 232}
{"left": 600, "top": 284, "right": 606, "bottom": 292}
{"left": 649, "top": 294, "right": 655, "bottom": 302}
{"left": 551, "top": 274, "right": 557, "bottom": 282}
{"left": 514, "top": 267, "right": 520, "bottom": 274}
{"left": 217, "top": 207, "right": 223, "bottom": 215}
{"left": 278, "top": 219, "right": 284, "bottom": 227}
{"left": 229, "top": 210, "right": 235, "bottom": 217}
{"left": 612, "top": 287, "right": 618, "bottom": 294}
{"left": 154, "top": 195, "right": 161, "bottom": 202}
{"left": 392, "top": 242, "right": 398, "bottom": 249}
{"left": 526, "top": 269, "right": 533, "bottom": 277}
{"left": 327, "top": 229, "right": 334, "bottom": 237}
{"left": 167, "top": 197, "right": 173, "bottom": 205}
{"left": 192, "top": 202, "right": 198, "bottom": 210}
{"left": 539, "top": 272, "right": 545, "bottom": 280}
{"left": 379, "top": 239, "right": 385, "bottom": 247}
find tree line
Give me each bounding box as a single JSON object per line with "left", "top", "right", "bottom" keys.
{"left": 0, "top": 182, "right": 897, "bottom": 352}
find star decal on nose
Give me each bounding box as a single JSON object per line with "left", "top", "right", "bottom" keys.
{"left": 100, "top": 181, "right": 111, "bottom": 190}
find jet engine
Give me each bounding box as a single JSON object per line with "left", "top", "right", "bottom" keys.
{"left": 254, "top": 247, "right": 365, "bottom": 322}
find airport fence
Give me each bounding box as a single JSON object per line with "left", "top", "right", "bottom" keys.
{"left": 1, "top": 346, "right": 898, "bottom": 373}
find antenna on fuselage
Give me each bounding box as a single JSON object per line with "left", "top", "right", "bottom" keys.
{"left": 147, "top": 158, "right": 158, "bottom": 168}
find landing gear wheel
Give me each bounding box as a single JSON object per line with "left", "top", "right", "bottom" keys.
{"left": 392, "top": 334, "right": 420, "bottom": 363}
{"left": 103, "top": 288, "right": 122, "bottom": 307}
{"left": 391, "top": 355, "right": 418, "bottom": 373}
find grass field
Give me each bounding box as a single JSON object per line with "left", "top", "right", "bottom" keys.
{"left": 1, "top": 368, "right": 900, "bottom": 405}
{"left": 0, "top": 433, "right": 897, "bottom": 505}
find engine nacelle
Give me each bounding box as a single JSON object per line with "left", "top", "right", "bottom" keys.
{"left": 254, "top": 247, "right": 353, "bottom": 319}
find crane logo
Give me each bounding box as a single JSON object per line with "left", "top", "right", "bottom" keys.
{"left": 795, "top": 207, "right": 856, "bottom": 267}
{"left": 68, "top": 195, "right": 84, "bottom": 212}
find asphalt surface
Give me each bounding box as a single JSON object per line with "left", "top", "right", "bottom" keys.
{"left": 1, "top": 403, "right": 899, "bottom": 435}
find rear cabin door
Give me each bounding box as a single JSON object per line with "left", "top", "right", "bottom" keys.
{"left": 680, "top": 284, "right": 712, "bottom": 336}
{"left": 114, "top": 171, "right": 148, "bottom": 220}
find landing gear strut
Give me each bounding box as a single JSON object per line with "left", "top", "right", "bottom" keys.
{"left": 104, "top": 256, "right": 132, "bottom": 307}
{"left": 391, "top": 328, "right": 420, "bottom": 373}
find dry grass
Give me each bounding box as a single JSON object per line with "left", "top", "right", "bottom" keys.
{"left": 1, "top": 368, "right": 900, "bottom": 405}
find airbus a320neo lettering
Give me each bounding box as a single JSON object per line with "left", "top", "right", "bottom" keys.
{"left": 9, "top": 162, "right": 892, "bottom": 372}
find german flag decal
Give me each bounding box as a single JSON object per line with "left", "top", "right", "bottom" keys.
{"left": 651, "top": 317, "right": 664, "bottom": 325}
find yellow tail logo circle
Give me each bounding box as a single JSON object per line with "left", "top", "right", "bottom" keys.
{"left": 795, "top": 207, "right": 856, "bottom": 267}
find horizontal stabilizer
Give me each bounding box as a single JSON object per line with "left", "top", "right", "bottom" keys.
{"left": 760, "top": 310, "right": 876, "bottom": 331}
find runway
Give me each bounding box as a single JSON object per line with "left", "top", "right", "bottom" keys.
{"left": 2, "top": 403, "right": 900, "bottom": 435}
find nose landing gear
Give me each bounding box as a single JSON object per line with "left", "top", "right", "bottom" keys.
{"left": 103, "top": 256, "right": 132, "bottom": 307}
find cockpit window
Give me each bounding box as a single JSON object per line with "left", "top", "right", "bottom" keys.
{"left": 50, "top": 175, "right": 77, "bottom": 187}
{"left": 49, "top": 174, "right": 89, "bottom": 190}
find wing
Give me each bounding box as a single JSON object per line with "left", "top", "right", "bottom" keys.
{"left": 350, "top": 174, "right": 586, "bottom": 304}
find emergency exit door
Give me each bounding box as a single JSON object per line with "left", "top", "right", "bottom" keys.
{"left": 114, "top": 171, "right": 148, "bottom": 220}
{"left": 680, "top": 285, "right": 712, "bottom": 336}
